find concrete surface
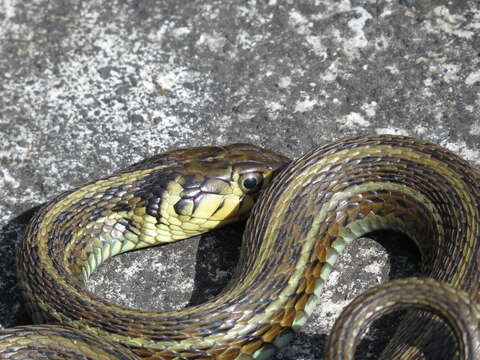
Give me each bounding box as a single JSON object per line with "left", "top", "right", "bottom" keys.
{"left": 0, "top": 0, "right": 479, "bottom": 359}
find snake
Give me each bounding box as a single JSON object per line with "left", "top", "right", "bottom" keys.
{"left": 1, "top": 134, "right": 480, "bottom": 359}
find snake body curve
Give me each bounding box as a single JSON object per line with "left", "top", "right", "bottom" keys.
{"left": 326, "top": 278, "right": 480, "bottom": 359}
{"left": 3, "top": 135, "right": 480, "bottom": 359}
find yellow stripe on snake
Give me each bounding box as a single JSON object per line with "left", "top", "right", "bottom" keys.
{"left": 2, "top": 135, "right": 480, "bottom": 359}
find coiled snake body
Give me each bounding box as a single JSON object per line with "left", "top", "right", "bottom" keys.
{"left": 2, "top": 135, "right": 480, "bottom": 359}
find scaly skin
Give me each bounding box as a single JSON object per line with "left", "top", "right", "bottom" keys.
{"left": 5, "top": 135, "right": 480, "bottom": 359}
{"left": 326, "top": 278, "right": 480, "bottom": 360}
{"left": 0, "top": 325, "right": 141, "bottom": 360}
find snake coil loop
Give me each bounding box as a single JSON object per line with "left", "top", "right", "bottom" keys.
{"left": 326, "top": 278, "right": 480, "bottom": 360}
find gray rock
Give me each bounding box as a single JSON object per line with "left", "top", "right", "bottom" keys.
{"left": 1, "top": 1, "right": 479, "bottom": 359}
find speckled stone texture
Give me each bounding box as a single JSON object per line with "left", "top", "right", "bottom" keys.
{"left": 0, "top": 0, "right": 479, "bottom": 359}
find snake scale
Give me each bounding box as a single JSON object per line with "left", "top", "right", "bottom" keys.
{"left": 1, "top": 135, "right": 480, "bottom": 359}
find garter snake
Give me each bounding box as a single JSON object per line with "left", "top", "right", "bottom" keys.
{"left": 2, "top": 135, "right": 480, "bottom": 359}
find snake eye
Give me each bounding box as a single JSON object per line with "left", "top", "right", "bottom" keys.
{"left": 239, "top": 173, "right": 263, "bottom": 193}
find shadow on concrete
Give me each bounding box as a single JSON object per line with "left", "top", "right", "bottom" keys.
{"left": 188, "top": 222, "right": 244, "bottom": 307}
{"left": 0, "top": 206, "right": 41, "bottom": 327}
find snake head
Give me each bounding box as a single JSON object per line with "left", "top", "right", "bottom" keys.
{"left": 158, "top": 143, "right": 290, "bottom": 239}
